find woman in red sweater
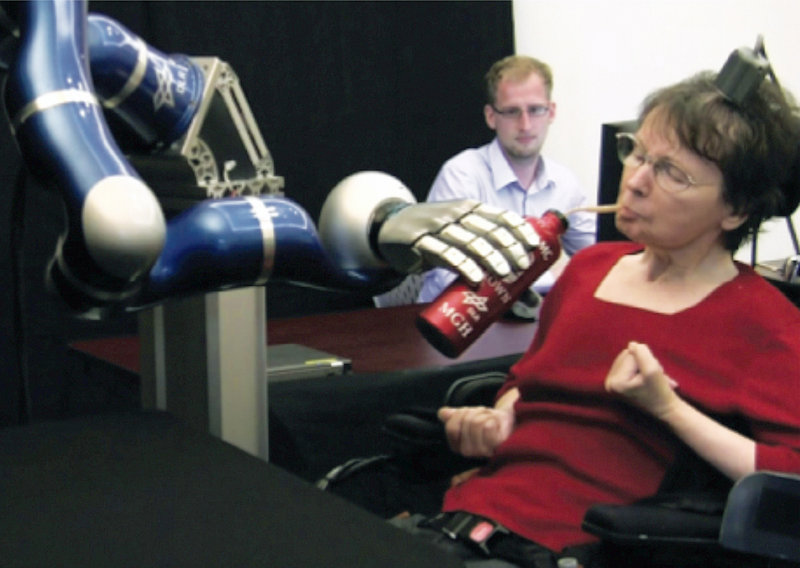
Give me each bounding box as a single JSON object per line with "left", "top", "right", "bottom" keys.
{"left": 393, "top": 68, "right": 800, "bottom": 567}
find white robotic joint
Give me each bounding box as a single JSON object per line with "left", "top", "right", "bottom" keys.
{"left": 318, "top": 171, "right": 417, "bottom": 272}
{"left": 82, "top": 175, "right": 167, "bottom": 281}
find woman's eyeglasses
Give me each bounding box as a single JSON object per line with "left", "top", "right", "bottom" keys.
{"left": 615, "top": 132, "right": 704, "bottom": 193}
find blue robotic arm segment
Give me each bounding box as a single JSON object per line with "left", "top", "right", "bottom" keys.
{"left": 87, "top": 10, "right": 285, "bottom": 204}
{"left": 141, "top": 197, "right": 276, "bottom": 304}
{"left": 5, "top": 0, "right": 166, "bottom": 300}
{"left": 137, "top": 194, "right": 398, "bottom": 310}
{"left": 87, "top": 13, "right": 205, "bottom": 150}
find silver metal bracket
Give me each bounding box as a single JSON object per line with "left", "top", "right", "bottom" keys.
{"left": 131, "top": 57, "right": 285, "bottom": 210}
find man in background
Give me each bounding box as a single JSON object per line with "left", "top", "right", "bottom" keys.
{"left": 416, "top": 55, "right": 596, "bottom": 315}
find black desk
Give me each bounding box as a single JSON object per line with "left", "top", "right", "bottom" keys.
{"left": 70, "top": 303, "right": 537, "bottom": 375}
{"left": 68, "top": 304, "right": 536, "bottom": 480}
{"left": 0, "top": 410, "right": 464, "bottom": 568}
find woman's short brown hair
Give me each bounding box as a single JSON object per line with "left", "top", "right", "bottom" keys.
{"left": 639, "top": 71, "right": 800, "bottom": 251}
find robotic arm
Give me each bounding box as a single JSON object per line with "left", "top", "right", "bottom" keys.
{"left": 4, "top": 0, "right": 166, "bottom": 315}
{"left": 2, "top": 0, "right": 537, "bottom": 318}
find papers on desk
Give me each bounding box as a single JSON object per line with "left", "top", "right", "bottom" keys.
{"left": 267, "top": 343, "right": 352, "bottom": 381}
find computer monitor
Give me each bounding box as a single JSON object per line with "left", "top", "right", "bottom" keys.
{"left": 597, "top": 120, "right": 637, "bottom": 242}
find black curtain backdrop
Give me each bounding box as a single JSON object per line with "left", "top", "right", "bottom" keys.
{"left": 0, "top": 1, "right": 513, "bottom": 425}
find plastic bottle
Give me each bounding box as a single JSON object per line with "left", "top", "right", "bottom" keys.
{"left": 416, "top": 209, "right": 568, "bottom": 358}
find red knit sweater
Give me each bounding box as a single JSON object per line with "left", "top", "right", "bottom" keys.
{"left": 443, "top": 241, "right": 800, "bottom": 552}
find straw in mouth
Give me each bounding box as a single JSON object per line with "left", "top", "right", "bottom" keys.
{"left": 567, "top": 204, "right": 620, "bottom": 215}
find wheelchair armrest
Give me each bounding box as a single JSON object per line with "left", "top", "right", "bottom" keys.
{"left": 719, "top": 471, "right": 800, "bottom": 563}
{"left": 582, "top": 473, "right": 800, "bottom": 567}
{"left": 581, "top": 492, "right": 725, "bottom": 548}
{"left": 443, "top": 371, "right": 507, "bottom": 407}
{"left": 382, "top": 406, "right": 447, "bottom": 454}
{"left": 379, "top": 371, "right": 507, "bottom": 474}
{"left": 382, "top": 371, "right": 507, "bottom": 451}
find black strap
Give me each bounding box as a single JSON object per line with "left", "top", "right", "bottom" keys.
{"left": 421, "top": 511, "right": 568, "bottom": 568}
{"left": 422, "top": 511, "right": 510, "bottom": 556}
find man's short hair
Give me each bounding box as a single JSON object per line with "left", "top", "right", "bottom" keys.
{"left": 485, "top": 55, "right": 553, "bottom": 104}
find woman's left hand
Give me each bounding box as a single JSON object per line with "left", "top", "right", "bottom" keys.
{"left": 605, "top": 341, "right": 680, "bottom": 419}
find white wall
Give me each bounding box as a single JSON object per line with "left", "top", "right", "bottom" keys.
{"left": 513, "top": 0, "right": 800, "bottom": 262}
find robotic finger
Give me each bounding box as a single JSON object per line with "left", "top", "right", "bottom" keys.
{"left": 409, "top": 222, "right": 514, "bottom": 284}
{"left": 466, "top": 204, "right": 541, "bottom": 251}
{"left": 412, "top": 234, "right": 486, "bottom": 285}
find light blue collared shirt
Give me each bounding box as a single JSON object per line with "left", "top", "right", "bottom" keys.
{"left": 417, "top": 138, "right": 596, "bottom": 302}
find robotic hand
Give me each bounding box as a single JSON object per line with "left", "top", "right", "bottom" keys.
{"left": 1, "top": 0, "right": 540, "bottom": 317}
{"left": 318, "top": 172, "right": 541, "bottom": 287}
{"left": 376, "top": 200, "right": 539, "bottom": 285}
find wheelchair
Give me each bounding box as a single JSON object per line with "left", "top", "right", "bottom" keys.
{"left": 319, "top": 371, "right": 800, "bottom": 568}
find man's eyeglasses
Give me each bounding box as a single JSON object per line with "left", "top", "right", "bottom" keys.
{"left": 491, "top": 105, "right": 550, "bottom": 120}
{"left": 615, "top": 132, "right": 704, "bottom": 193}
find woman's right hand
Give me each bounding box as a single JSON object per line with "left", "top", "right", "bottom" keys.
{"left": 437, "top": 404, "right": 514, "bottom": 458}
{"left": 605, "top": 341, "right": 680, "bottom": 419}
